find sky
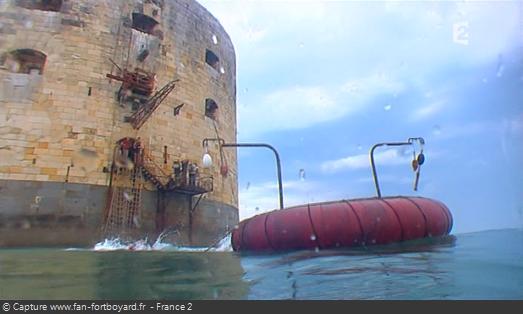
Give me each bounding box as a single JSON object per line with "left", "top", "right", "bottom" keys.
{"left": 198, "top": 0, "right": 523, "bottom": 234}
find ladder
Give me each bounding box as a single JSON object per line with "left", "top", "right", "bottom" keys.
{"left": 103, "top": 167, "right": 143, "bottom": 236}
{"left": 130, "top": 79, "right": 179, "bottom": 129}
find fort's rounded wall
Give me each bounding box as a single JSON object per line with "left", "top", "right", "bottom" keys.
{"left": 0, "top": 0, "right": 237, "bottom": 246}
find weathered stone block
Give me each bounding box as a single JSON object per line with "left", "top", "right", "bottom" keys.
{"left": 40, "top": 167, "right": 57, "bottom": 175}
{"left": 61, "top": 18, "right": 85, "bottom": 28}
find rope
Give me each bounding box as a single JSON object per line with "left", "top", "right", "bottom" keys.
{"left": 211, "top": 119, "right": 237, "bottom": 203}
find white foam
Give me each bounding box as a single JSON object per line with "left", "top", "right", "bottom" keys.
{"left": 210, "top": 233, "right": 232, "bottom": 252}
{"left": 82, "top": 233, "right": 233, "bottom": 252}
{"left": 93, "top": 238, "right": 136, "bottom": 251}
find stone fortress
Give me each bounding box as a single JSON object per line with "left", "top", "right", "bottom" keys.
{"left": 0, "top": 0, "right": 238, "bottom": 246}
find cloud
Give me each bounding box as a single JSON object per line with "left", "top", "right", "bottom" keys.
{"left": 431, "top": 120, "right": 498, "bottom": 140}
{"left": 199, "top": 0, "right": 330, "bottom": 55}
{"left": 239, "top": 180, "right": 314, "bottom": 219}
{"left": 341, "top": 73, "right": 406, "bottom": 99}
{"left": 504, "top": 115, "right": 523, "bottom": 136}
{"left": 239, "top": 85, "right": 341, "bottom": 135}
{"left": 238, "top": 179, "right": 344, "bottom": 220}
{"left": 356, "top": 175, "right": 413, "bottom": 185}
{"left": 199, "top": 1, "right": 267, "bottom": 45}
{"left": 201, "top": 0, "right": 521, "bottom": 138}
{"left": 239, "top": 74, "right": 406, "bottom": 137}
{"left": 410, "top": 100, "right": 447, "bottom": 121}
{"left": 321, "top": 149, "right": 410, "bottom": 174}
{"left": 202, "top": 1, "right": 521, "bottom": 70}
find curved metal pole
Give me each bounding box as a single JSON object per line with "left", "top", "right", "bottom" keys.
{"left": 222, "top": 143, "right": 284, "bottom": 210}
{"left": 370, "top": 141, "right": 415, "bottom": 198}
{"left": 202, "top": 138, "right": 284, "bottom": 210}
{"left": 202, "top": 137, "right": 225, "bottom": 149}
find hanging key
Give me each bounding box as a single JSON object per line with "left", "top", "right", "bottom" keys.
{"left": 414, "top": 149, "right": 425, "bottom": 191}
{"left": 413, "top": 167, "right": 420, "bottom": 191}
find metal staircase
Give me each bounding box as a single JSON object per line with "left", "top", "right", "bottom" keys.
{"left": 129, "top": 79, "right": 179, "bottom": 129}
{"left": 141, "top": 151, "right": 171, "bottom": 189}
{"left": 103, "top": 143, "right": 214, "bottom": 239}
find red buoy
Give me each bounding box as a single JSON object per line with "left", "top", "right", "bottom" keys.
{"left": 232, "top": 196, "right": 452, "bottom": 252}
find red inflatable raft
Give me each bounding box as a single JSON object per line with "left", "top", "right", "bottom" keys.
{"left": 232, "top": 196, "right": 453, "bottom": 252}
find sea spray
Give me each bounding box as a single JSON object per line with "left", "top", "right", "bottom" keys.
{"left": 91, "top": 232, "right": 233, "bottom": 252}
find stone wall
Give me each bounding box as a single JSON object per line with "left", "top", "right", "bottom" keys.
{"left": 0, "top": 0, "right": 237, "bottom": 246}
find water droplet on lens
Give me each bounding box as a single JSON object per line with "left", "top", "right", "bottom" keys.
{"left": 482, "top": 78, "right": 488, "bottom": 84}
{"left": 496, "top": 54, "right": 504, "bottom": 78}
{"left": 220, "top": 66, "right": 225, "bottom": 74}
{"left": 496, "top": 64, "right": 504, "bottom": 77}
{"left": 315, "top": 247, "right": 320, "bottom": 253}
{"left": 384, "top": 104, "right": 392, "bottom": 111}
{"left": 25, "top": 21, "right": 33, "bottom": 29}
{"left": 357, "top": 144, "right": 363, "bottom": 150}
{"left": 255, "top": 207, "right": 259, "bottom": 211}
{"left": 299, "top": 169, "right": 306, "bottom": 181}
{"left": 310, "top": 234, "right": 316, "bottom": 241}
{"left": 245, "top": 182, "right": 250, "bottom": 190}
{"left": 212, "top": 34, "right": 218, "bottom": 45}
{"left": 376, "top": 217, "right": 381, "bottom": 222}
{"left": 299, "top": 42, "right": 305, "bottom": 48}
{"left": 234, "top": 225, "right": 239, "bottom": 230}
{"left": 432, "top": 124, "right": 442, "bottom": 135}
{"left": 179, "top": 62, "right": 185, "bottom": 69}
{"left": 371, "top": 239, "right": 376, "bottom": 244}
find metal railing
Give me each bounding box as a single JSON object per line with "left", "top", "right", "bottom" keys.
{"left": 202, "top": 138, "right": 284, "bottom": 210}
{"left": 370, "top": 137, "right": 425, "bottom": 198}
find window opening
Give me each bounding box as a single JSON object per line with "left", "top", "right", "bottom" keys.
{"left": 205, "top": 49, "right": 220, "bottom": 71}
{"left": 16, "top": 0, "right": 62, "bottom": 12}
{"left": 132, "top": 12, "right": 160, "bottom": 37}
{"left": 2, "top": 49, "right": 47, "bottom": 74}
{"left": 205, "top": 98, "right": 218, "bottom": 120}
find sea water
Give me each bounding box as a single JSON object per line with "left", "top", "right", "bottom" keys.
{"left": 0, "top": 229, "right": 521, "bottom": 300}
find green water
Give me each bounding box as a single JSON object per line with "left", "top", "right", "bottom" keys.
{"left": 0, "top": 229, "right": 522, "bottom": 299}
